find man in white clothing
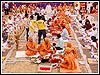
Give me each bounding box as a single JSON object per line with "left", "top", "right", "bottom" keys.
{"left": 45, "top": 2, "right": 52, "bottom": 20}
{"left": 7, "top": 16, "right": 14, "bottom": 26}
{"left": 40, "top": 7, "right": 45, "bottom": 16}
{"left": 61, "top": 26, "right": 69, "bottom": 41}
{"left": 55, "top": 34, "right": 64, "bottom": 50}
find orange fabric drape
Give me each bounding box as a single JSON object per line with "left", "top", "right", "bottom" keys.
{"left": 25, "top": 36, "right": 36, "bottom": 56}
{"left": 58, "top": 10, "right": 65, "bottom": 17}
{"left": 60, "top": 45, "right": 77, "bottom": 70}
{"left": 38, "top": 37, "right": 53, "bottom": 56}
{"left": 65, "top": 42, "right": 77, "bottom": 58}
{"left": 64, "top": 23, "right": 72, "bottom": 36}
{"left": 60, "top": 52, "right": 77, "bottom": 70}
{"left": 57, "top": 5, "right": 63, "bottom": 11}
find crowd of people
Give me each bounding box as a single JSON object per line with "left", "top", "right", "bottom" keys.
{"left": 2, "top": 2, "right": 98, "bottom": 71}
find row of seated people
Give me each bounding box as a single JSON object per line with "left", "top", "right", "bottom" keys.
{"left": 26, "top": 34, "right": 64, "bottom": 56}
{"left": 25, "top": 36, "right": 79, "bottom": 71}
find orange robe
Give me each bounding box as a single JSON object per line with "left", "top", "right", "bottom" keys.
{"left": 63, "top": 3, "right": 69, "bottom": 11}
{"left": 25, "top": 36, "right": 37, "bottom": 56}
{"left": 57, "top": 5, "right": 63, "bottom": 11}
{"left": 60, "top": 52, "right": 77, "bottom": 70}
{"left": 65, "top": 15, "right": 71, "bottom": 23}
{"left": 38, "top": 38, "right": 53, "bottom": 56}
{"left": 60, "top": 46, "right": 77, "bottom": 70}
{"left": 65, "top": 42, "right": 77, "bottom": 58}
{"left": 69, "top": 5, "right": 74, "bottom": 13}
{"left": 58, "top": 10, "right": 65, "bottom": 17}
{"left": 52, "top": 21, "right": 57, "bottom": 27}
{"left": 63, "top": 5, "right": 66, "bottom": 11}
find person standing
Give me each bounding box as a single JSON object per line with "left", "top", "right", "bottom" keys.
{"left": 37, "top": 16, "right": 46, "bottom": 44}
{"left": 29, "top": 15, "right": 37, "bottom": 41}
{"left": 45, "top": 2, "right": 52, "bottom": 20}
{"left": 4, "top": 2, "right": 9, "bottom": 15}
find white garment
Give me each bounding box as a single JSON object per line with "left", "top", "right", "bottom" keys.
{"left": 20, "top": 13, "right": 24, "bottom": 19}
{"left": 32, "top": 10, "right": 36, "bottom": 15}
{"left": 56, "top": 37, "right": 64, "bottom": 48}
{"left": 65, "top": 10, "right": 71, "bottom": 16}
{"left": 51, "top": 9, "right": 57, "bottom": 16}
{"left": 75, "top": 5, "right": 80, "bottom": 15}
{"left": 89, "top": 29, "right": 98, "bottom": 39}
{"left": 34, "top": 15, "right": 37, "bottom": 21}
{"left": 45, "top": 5, "right": 52, "bottom": 14}
{"left": 45, "top": 4, "right": 52, "bottom": 20}
{"left": 87, "top": 2, "right": 92, "bottom": 13}
{"left": 36, "top": 7, "right": 40, "bottom": 13}
{"left": 61, "top": 28, "right": 69, "bottom": 40}
{"left": 75, "top": 2, "right": 80, "bottom": 10}
{"left": 16, "top": 17, "right": 20, "bottom": 25}
{"left": 2, "top": 41, "right": 7, "bottom": 47}
{"left": 7, "top": 19, "right": 14, "bottom": 25}
{"left": 40, "top": 8, "right": 45, "bottom": 15}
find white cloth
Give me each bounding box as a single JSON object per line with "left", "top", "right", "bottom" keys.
{"left": 7, "top": 19, "right": 14, "bottom": 25}
{"left": 45, "top": 5, "right": 52, "bottom": 14}
{"left": 89, "top": 29, "right": 98, "bottom": 39}
{"left": 40, "top": 8, "right": 45, "bottom": 15}
{"left": 65, "top": 10, "right": 71, "bottom": 16}
{"left": 36, "top": 7, "right": 40, "bottom": 13}
{"left": 61, "top": 28, "right": 69, "bottom": 40}
{"left": 56, "top": 37, "right": 64, "bottom": 48}
{"left": 87, "top": 2, "right": 92, "bottom": 13}
{"left": 45, "top": 4, "right": 52, "bottom": 20}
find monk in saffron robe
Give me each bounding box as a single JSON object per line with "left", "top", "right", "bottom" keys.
{"left": 57, "top": 3, "right": 63, "bottom": 11}
{"left": 38, "top": 37, "right": 53, "bottom": 56}
{"left": 63, "top": 2, "right": 67, "bottom": 11}
{"left": 64, "top": 42, "right": 77, "bottom": 58}
{"left": 60, "top": 42, "right": 77, "bottom": 70}
{"left": 25, "top": 36, "right": 37, "bottom": 56}
{"left": 60, "top": 47, "right": 77, "bottom": 70}
{"left": 68, "top": 3, "right": 74, "bottom": 13}
{"left": 58, "top": 10, "right": 65, "bottom": 17}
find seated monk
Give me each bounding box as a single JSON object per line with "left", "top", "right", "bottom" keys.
{"left": 60, "top": 47, "right": 77, "bottom": 70}
{"left": 38, "top": 37, "right": 53, "bottom": 56}
{"left": 25, "top": 36, "right": 37, "bottom": 56}
{"left": 64, "top": 42, "right": 77, "bottom": 58}
{"left": 57, "top": 3, "right": 63, "bottom": 11}
{"left": 68, "top": 4, "right": 74, "bottom": 13}
{"left": 63, "top": 2, "right": 67, "bottom": 11}
{"left": 58, "top": 10, "right": 66, "bottom": 17}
